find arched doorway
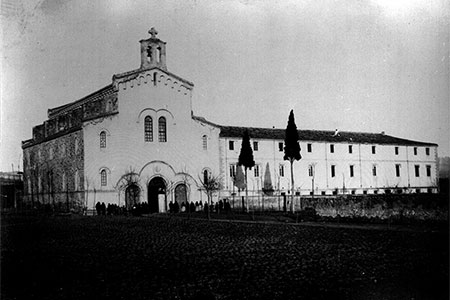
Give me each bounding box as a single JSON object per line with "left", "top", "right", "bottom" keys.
{"left": 125, "top": 184, "right": 140, "bottom": 210}
{"left": 174, "top": 183, "right": 187, "bottom": 205}
{"left": 148, "top": 177, "right": 166, "bottom": 213}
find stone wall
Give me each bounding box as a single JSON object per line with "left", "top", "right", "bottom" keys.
{"left": 302, "top": 194, "right": 448, "bottom": 221}
{"left": 218, "top": 193, "right": 448, "bottom": 222}
{"left": 23, "top": 130, "right": 85, "bottom": 211}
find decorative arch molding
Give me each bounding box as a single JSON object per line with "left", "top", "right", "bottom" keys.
{"left": 137, "top": 108, "right": 157, "bottom": 123}
{"left": 114, "top": 71, "right": 192, "bottom": 95}
{"left": 156, "top": 108, "right": 174, "bottom": 120}
{"left": 174, "top": 180, "right": 190, "bottom": 191}
{"left": 98, "top": 128, "right": 111, "bottom": 136}
{"left": 114, "top": 172, "right": 142, "bottom": 191}
{"left": 145, "top": 74, "right": 151, "bottom": 84}
{"left": 98, "top": 166, "right": 112, "bottom": 174}
{"left": 174, "top": 172, "right": 200, "bottom": 187}
{"left": 146, "top": 174, "right": 169, "bottom": 187}
{"left": 137, "top": 108, "right": 174, "bottom": 123}
{"left": 175, "top": 172, "right": 195, "bottom": 181}
{"left": 139, "top": 160, "right": 176, "bottom": 178}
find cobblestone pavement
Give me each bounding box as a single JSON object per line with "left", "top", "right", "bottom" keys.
{"left": 2, "top": 215, "right": 448, "bottom": 299}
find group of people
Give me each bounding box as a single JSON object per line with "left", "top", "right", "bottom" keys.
{"left": 95, "top": 202, "right": 125, "bottom": 216}
{"left": 168, "top": 198, "right": 232, "bottom": 214}
{"left": 210, "top": 198, "right": 232, "bottom": 214}
{"left": 95, "top": 198, "right": 233, "bottom": 216}
{"left": 168, "top": 200, "right": 201, "bottom": 213}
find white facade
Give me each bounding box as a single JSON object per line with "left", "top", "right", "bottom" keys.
{"left": 220, "top": 137, "right": 438, "bottom": 197}
{"left": 22, "top": 29, "right": 439, "bottom": 212}
{"left": 83, "top": 68, "right": 222, "bottom": 210}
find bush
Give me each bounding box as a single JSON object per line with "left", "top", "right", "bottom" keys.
{"left": 298, "top": 207, "right": 317, "bottom": 222}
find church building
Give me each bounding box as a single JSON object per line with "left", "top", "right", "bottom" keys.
{"left": 22, "top": 29, "right": 439, "bottom": 213}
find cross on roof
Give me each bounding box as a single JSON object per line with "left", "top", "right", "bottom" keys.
{"left": 149, "top": 27, "right": 158, "bottom": 39}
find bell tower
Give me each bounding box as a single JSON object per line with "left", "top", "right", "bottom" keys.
{"left": 139, "top": 27, "right": 167, "bottom": 71}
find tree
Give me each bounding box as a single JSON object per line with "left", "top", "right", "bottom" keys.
{"left": 234, "top": 165, "right": 246, "bottom": 190}
{"left": 262, "top": 162, "right": 274, "bottom": 196}
{"left": 238, "top": 129, "right": 255, "bottom": 213}
{"left": 284, "top": 110, "right": 302, "bottom": 212}
{"left": 234, "top": 165, "right": 246, "bottom": 211}
{"left": 198, "top": 171, "right": 222, "bottom": 220}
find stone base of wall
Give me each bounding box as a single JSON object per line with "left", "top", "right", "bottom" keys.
{"left": 220, "top": 193, "right": 448, "bottom": 222}
{"left": 301, "top": 194, "right": 448, "bottom": 222}
{"left": 23, "top": 192, "right": 86, "bottom": 213}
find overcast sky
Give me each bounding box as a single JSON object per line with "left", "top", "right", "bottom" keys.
{"left": 1, "top": 0, "right": 449, "bottom": 172}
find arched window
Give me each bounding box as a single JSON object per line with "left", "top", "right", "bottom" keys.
{"left": 144, "top": 116, "right": 153, "bottom": 142}
{"left": 158, "top": 117, "right": 167, "bottom": 142}
{"left": 308, "top": 165, "right": 314, "bottom": 177}
{"left": 153, "top": 72, "right": 157, "bottom": 86}
{"left": 100, "top": 170, "right": 107, "bottom": 186}
{"left": 156, "top": 47, "right": 161, "bottom": 63}
{"left": 147, "top": 46, "right": 152, "bottom": 62}
{"left": 202, "top": 135, "right": 208, "bottom": 150}
{"left": 203, "top": 169, "right": 209, "bottom": 185}
{"left": 100, "top": 131, "right": 106, "bottom": 148}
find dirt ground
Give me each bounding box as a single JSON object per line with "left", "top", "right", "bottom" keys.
{"left": 1, "top": 214, "right": 448, "bottom": 299}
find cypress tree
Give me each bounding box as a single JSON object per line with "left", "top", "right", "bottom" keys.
{"left": 284, "top": 110, "right": 302, "bottom": 212}
{"left": 234, "top": 165, "right": 246, "bottom": 211}
{"left": 263, "top": 162, "right": 273, "bottom": 195}
{"left": 234, "top": 165, "right": 246, "bottom": 190}
{"left": 238, "top": 129, "right": 255, "bottom": 212}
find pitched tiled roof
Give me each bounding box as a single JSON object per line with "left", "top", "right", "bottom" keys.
{"left": 192, "top": 115, "right": 437, "bottom": 146}
{"left": 192, "top": 115, "right": 220, "bottom": 128}
{"left": 48, "top": 84, "right": 115, "bottom": 118}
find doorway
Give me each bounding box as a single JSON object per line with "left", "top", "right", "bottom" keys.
{"left": 148, "top": 177, "right": 166, "bottom": 213}
{"left": 174, "top": 183, "right": 187, "bottom": 205}
{"left": 125, "top": 184, "right": 140, "bottom": 210}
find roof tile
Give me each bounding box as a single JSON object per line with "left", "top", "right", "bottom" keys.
{"left": 193, "top": 115, "right": 437, "bottom": 146}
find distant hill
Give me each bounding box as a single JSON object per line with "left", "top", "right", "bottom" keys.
{"left": 439, "top": 157, "right": 450, "bottom": 179}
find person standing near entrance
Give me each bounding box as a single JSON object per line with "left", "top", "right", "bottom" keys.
{"left": 95, "top": 202, "right": 101, "bottom": 216}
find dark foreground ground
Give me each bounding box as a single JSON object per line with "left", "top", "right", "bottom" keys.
{"left": 1, "top": 214, "right": 448, "bottom": 300}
